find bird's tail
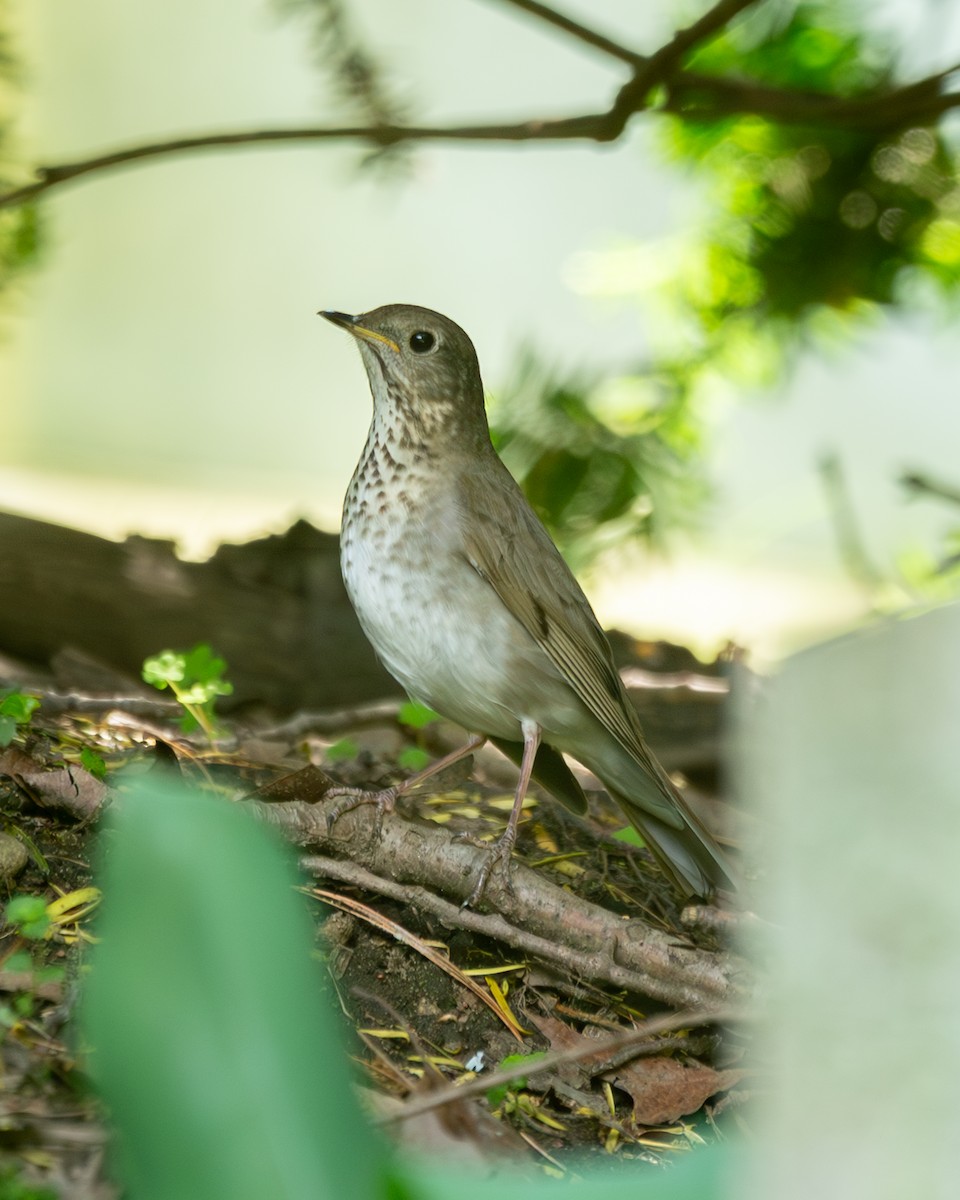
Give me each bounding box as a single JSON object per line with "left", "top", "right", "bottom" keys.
{"left": 610, "top": 786, "right": 737, "bottom": 899}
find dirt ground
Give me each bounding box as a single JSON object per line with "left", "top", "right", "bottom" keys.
{"left": 0, "top": 688, "right": 748, "bottom": 1197}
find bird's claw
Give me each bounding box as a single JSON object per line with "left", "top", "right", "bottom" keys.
{"left": 458, "top": 829, "right": 518, "bottom": 909}
{"left": 323, "top": 785, "right": 399, "bottom": 841}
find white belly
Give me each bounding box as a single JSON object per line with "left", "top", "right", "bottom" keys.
{"left": 340, "top": 488, "right": 579, "bottom": 740}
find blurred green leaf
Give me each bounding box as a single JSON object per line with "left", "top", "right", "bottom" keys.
{"left": 490, "top": 355, "right": 708, "bottom": 569}
{"left": 82, "top": 778, "right": 391, "bottom": 1200}
{"left": 5, "top": 895, "right": 51, "bottom": 940}
{"left": 485, "top": 1051, "right": 547, "bottom": 1107}
{"left": 142, "top": 651, "right": 187, "bottom": 688}
{"left": 397, "top": 701, "right": 439, "bottom": 731}
{"left": 396, "top": 746, "right": 430, "bottom": 772}
{"left": 0, "top": 689, "right": 39, "bottom": 724}
{"left": 79, "top": 746, "right": 107, "bottom": 780}
{"left": 325, "top": 736, "right": 359, "bottom": 762}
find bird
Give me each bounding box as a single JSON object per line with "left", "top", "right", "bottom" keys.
{"left": 320, "top": 303, "right": 736, "bottom": 905}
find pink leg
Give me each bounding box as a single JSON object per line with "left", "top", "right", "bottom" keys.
{"left": 325, "top": 733, "right": 487, "bottom": 835}
{"left": 462, "top": 718, "right": 541, "bottom": 908}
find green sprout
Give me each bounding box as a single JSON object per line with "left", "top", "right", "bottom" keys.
{"left": 396, "top": 700, "right": 439, "bottom": 771}
{"left": 141, "top": 644, "right": 233, "bottom": 739}
{"left": 397, "top": 700, "right": 439, "bottom": 730}
{"left": 79, "top": 745, "right": 108, "bottom": 779}
{"left": 4, "top": 895, "right": 51, "bottom": 941}
{"left": 0, "top": 688, "right": 40, "bottom": 748}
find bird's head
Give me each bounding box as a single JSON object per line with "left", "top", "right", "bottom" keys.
{"left": 321, "top": 304, "right": 489, "bottom": 449}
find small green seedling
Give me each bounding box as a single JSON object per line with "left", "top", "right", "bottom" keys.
{"left": 80, "top": 745, "right": 107, "bottom": 779}
{"left": 142, "top": 644, "right": 233, "bottom": 739}
{"left": 324, "top": 737, "right": 359, "bottom": 764}
{"left": 397, "top": 746, "right": 431, "bottom": 771}
{"left": 397, "top": 701, "right": 439, "bottom": 772}
{"left": 486, "top": 1051, "right": 547, "bottom": 1108}
{"left": 397, "top": 700, "right": 439, "bottom": 730}
{"left": 4, "top": 895, "right": 52, "bottom": 941}
{"left": 0, "top": 688, "right": 40, "bottom": 748}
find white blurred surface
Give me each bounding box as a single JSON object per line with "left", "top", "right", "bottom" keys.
{"left": 745, "top": 601, "right": 960, "bottom": 1199}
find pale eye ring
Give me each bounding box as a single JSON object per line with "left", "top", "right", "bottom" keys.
{"left": 409, "top": 330, "right": 436, "bottom": 354}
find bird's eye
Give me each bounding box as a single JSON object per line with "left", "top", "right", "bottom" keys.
{"left": 409, "top": 330, "right": 436, "bottom": 354}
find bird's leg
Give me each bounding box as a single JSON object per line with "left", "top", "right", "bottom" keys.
{"left": 325, "top": 732, "right": 487, "bottom": 837}
{"left": 461, "top": 718, "right": 541, "bottom": 909}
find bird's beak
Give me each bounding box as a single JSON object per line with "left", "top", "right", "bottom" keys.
{"left": 319, "top": 310, "right": 400, "bottom": 353}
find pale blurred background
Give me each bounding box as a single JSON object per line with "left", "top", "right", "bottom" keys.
{"left": 3, "top": 0, "right": 960, "bottom": 661}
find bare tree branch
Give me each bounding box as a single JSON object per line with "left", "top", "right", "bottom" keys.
{"left": 487, "top": 0, "right": 645, "bottom": 66}
{"left": 0, "top": 116, "right": 604, "bottom": 210}
{"left": 666, "top": 60, "right": 960, "bottom": 126}
{"left": 255, "top": 795, "right": 746, "bottom": 1010}
{"left": 609, "top": 0, "right": 762, "bottom": 133}
{"left": 1, "top": 0, "right": 958, "bottom": 212}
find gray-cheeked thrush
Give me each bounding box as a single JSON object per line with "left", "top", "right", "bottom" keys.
{"left": 321, "top": 304, "right": 736, "bottom": 904}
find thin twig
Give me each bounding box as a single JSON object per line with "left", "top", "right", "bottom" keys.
{"left": 374, "top": 1005, "right": 745, "bottom": 1125}
{"left": 818, "top": 451, "right": 890, "bottom": 603}
{"left": 606, "top": 0, "right": 763, "bottom": 136}
{"left": 297, "top": 847, "right": 740, "bottom": 1009}
{"left": 488, "top": 0, "right": 644, "bottom": 65}
{"left": 255, "top": 698, "right": 402, "bottom": 739}
{"left": 901, "top": 470, "right": 960, "bottom": 508}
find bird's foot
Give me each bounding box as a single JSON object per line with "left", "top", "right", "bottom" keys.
{"left": 323, "top": 784, "right": 399, "bottom": 841}
{"left": 455, "top": 827, "right": 518, "bottom": 909}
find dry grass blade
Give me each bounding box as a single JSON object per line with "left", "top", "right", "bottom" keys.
{"left": 308, "top": 886, "right": 527, "bottom": 1042}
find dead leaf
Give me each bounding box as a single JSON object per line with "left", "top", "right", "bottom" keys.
{"left": 607, "top": 1056, "right": 744, "bottom": 1126}
{"left": 255, "top": 763, "right": 335, "bottom": 803}
{"left": 0, "top": 746, "right": 38, "bottom": 776}
{"left": 16, "top": 766, "right": 107, "bottom": 819}
{"left": 526, "top": 1011, "right": 610, "bottom": 1087}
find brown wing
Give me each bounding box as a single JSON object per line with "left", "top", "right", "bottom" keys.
{"left": 458, "top": 458, "right": 737, "bottom": 895}
{"left": 457, "top": 460, "right": 664, "bottom": 776}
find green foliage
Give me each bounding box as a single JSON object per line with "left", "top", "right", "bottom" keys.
{"left": 397, "top": 701, "right": 439, "bottom": 731}
{"left": 650, "top": 0, "right": 960, "bottom": 343}
{"left": 663, "top": 2, "right": 960, "bottom": 325}
{"left": 0, "top": 202, "right": 43, "bottom": 295}
{"left": 396, "top": 702, "right": 438, "bottom": 771}
{"left": 79, "top": 745, "right": 107, "bottom": 779}
{"left": 324, "top": 735, "right": 359, "bottom": 763}
{"left": 274, "top": 0, "right": 406, "bottom": 125}
{"left": 4, "top": 894, "right": 51, "bottom": 940}
{"left": 517, "top": 1, "right": 960, "bottom": 563}
{"left": 396, "top": 745, "right": 430, "bottom": 772}
{"left": 485, "top": 1051, "right": 547, "bottom": 1108}
{"left": 0, "top": 1165, "right": 58, "bottom": 1200}
{"left": 0, "top": 3, "right": 44, "bottom": 301}
{"left": 0, "top": 688, "right": 39, "bottom": 747}
{"left": 491, "top": 355, "right": 708, "bottom": 569}
{"left": 142, "top": 643, "right": 233, "bottom": 739}
{"left": 613, "top": 825, "right": 646, "bottom": 848}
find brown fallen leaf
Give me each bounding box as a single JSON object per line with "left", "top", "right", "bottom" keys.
{"left": 255, "top": 763, "right": 336, "bottom": 803}
{"left": 0, "top": 746, "right": 38, "bottom": 776}
{"left": 607, "top": 1055, "right": 744, "bottom": 1126}
{"left": 526, "top": 1011, "right": 620, "bottom": 1087}
{"left": 16, "top": 765, "right": 107, "bottom": 820}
